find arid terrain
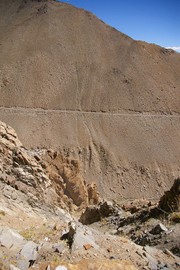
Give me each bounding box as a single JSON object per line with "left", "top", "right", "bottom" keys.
{"left": 0, "top": 0, "right": 180, "bottom": 269}
{"left": 0, "top": 0, "right": 180, "bottom": 201}
{"left": 0, "top": 120, "right": 180, "bottom": 269}
{"left": 0, "top": 120, "right": 180, "bottom": 270}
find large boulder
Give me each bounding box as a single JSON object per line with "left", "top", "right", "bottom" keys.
{"left": 158, "top": 178, "right": 180, "bottom": 213}
{"left": 79, "top": 200, "right": 120, "bottom": 225}
{"left": 0, "top": 226, "right": 25, "bottom": 251}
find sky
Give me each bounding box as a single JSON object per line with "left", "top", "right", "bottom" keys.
{"left": 58, "top": 0, "right": 180, "bottom": 52}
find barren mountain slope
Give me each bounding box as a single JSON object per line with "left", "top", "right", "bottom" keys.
{"left": 0, "top": 0, "right": 180, "bottom": 112}
{"left": 0, "top": 0, "right": 180, "bottom": 201}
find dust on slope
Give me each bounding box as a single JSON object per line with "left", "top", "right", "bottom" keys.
{"left": 0, "top": 0, "right": 180, "bottom": 201}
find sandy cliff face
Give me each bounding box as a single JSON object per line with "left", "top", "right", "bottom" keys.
{"left": 0, "top": 0, "right": 180, "bottom": 201}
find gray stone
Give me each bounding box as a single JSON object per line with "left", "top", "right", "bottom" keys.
{"left": 143, "top": 246, "right": 158, "bottom": 257}
{"left": 9, "top": 265, "right": 21, "bottom": 270}
{"left": 0, "top": 226, "right": 25, "bottom": 250}
{"left": 53, "top": 242, "right": 66, "bottom": 253}
{"left": 110, "top": 229, "right": 118, "bottom": 235}
{"left": 39, "top": 241, "right": 53, "bottom": 251}
{"left": 145, "top": 253, "right": 158, "bottom": 270}
{"left": 55, "top": 208, "right": 73, "bottom": 223}
{"left": 16, "top": 241, "right": 38, "bottom": 270}
{"left": 55, "top": 266, "right": 68, "bottom": 270}
{"left": 17, "top": 259, "right": 29, "bottom": 270}
{"left": 0, "top": 171, "right": 7, "bottom": 181}
{"left": 11, "top": 191, "right": 17, "bottom": 200}
{"left": 71, "top": 224, "right": 99, "bottom": 251}
{"left": 20, "top": 241, "right": 38, "bottom": 261}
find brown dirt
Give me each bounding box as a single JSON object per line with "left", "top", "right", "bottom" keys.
{"left": 0, "top": 0, "right": 180, "bottom": 201}
{"left": 0, "top": 121, "right": 180, "bottom": 269}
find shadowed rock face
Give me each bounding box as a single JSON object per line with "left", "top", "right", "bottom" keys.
{"left": 158, "top": 178, "right": 180, "bottom": 213}
{"left": 0, "top": 0, "right": 180, "bottom": 201}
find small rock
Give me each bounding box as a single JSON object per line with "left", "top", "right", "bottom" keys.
{"left": 163, "top": 249, "right": 176, "bottom": 258}
{"left": 17, "top": 241, "right": 38, "bottom": 269}
{"left": 0, "top": 171, "right": 7, "bottom": 181}
{"left": 53, "top": 243, "right": 66, "bottom": 253}
{"left": 11, "top": 191, "right": 17, "bottom": 200}
{"left": 9, "top": 265, "right": 21, "bottom": 270}
{"left": 0, "top": 226, "right": 25, "bottom": 250}
{"left": 110, "top": 229, "right": 118, "bottom": 235}
{"left": 146, "top": 255, "right": 159, "bottom": 270}
{"left": 150, "top": 223, "right": 168, "bottom": 235}
{"left": 17, "top": 260, "right": 29, "bottom": 270}
{"left": 143, "top": 246, "right": 158, "bottom": 257}
{"left": 83, "top": 244, "right": 93, "bottom": 250}
{"left": 20, "top": 241, "right": 38, "bottom": 261}
{"left": 100, "top": 200, "right": 116, "bottom": 217}
{"left": 55, "top": 266, "right": 68, "bottom": 270}
{"left": 71, "top": 224, "right": 99, "bottom": 251}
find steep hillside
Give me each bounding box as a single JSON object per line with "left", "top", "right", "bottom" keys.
{"left": 0, "top": 0, "right": 180, "bottom": 201}
{"left": 0, "top": 121, "right": 180, "bottom": 270}
{"left": 0, "top": 0, "right": 180, "bottom": 113}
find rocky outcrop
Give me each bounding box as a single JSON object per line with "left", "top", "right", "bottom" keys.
{"left": 158, "top": 178, "right": 180, "bottom": 213}
{"left": 41, "top": 150, "right": 88, "bottom": 208}
{"left": 87, "top": 183, "right": 100, "bottom": 205}
{"left": 79, "top": 201, "right": 119, "bottom": 225}
{"left": 0, "top": 121, "right": 99, "bottom": 211}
